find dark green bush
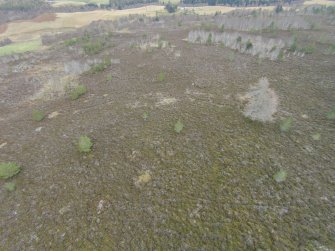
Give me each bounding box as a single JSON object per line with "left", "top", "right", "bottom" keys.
{"left": 246, "top": 40, "right": 253, "bottom": 50}
{"left": 69, "top": 85, "right": 87, "bottom": 100}
{"left": 165, "top": 2, "right": 178, "bottom": 13}
{"left": 83, "top": 41, "right": 104, "bottom": 55}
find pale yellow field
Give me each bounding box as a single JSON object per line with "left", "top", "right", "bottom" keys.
{"left": 304, "top": 0, "right": 335, "bottom": 5}
{"left": 0, "top": 6, "right": 165, "bottom": 42}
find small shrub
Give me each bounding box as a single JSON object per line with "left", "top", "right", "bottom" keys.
{"left": 280, "top": 117, "right": 293, "bottom": 132}
{"left": 326, "top": 106, "right": 335, "bottom": 120}
{"left": 206, "top": 33, "right": 212, "bottom": 45}
{"left": 278, "top": 50, "right": 284, "bottom": 60}
{"left": 328, "top": 43, "right": 335, "bottom": 54}
{"left": 158, "top": 72, "right": 165, "bottom": 82}
{"left": 135, "top": 171, "right": 152, "bottom": 187}
{"left": 153, "top": 13, "right": 160, "bottom": 22}
{"left": 90, "top": 59, "right": 111, "bottom": 73}
{"left": 177, "top": 21, "right": 182, "bottom": 27}
{"left": 64, "top": 38, "right": 78, "bottom": 46}
{"left": 301, "top": 44, "right": 315, "bottom": 54}
{"left": 289, "top": 37, "right": 297, "bottom": 52}
{"left": 165, "top": 3, "right": 178, "bottom": 13}
{"left": 220, "top": 24, "right": 224, "bottom": 32}
{"left": 311, "top": 133, "right": 321, "bottom": 141}
{"left": 174, "top": 120, "right": 184, "bottom": 133}
{"left": 106, "top": 74, "right": 113, "bottom": 81}
{"left": 237, "top": 36, "right": 242, "bottom": 43}
{"left": 78, "top": 136, "right": 93, "bottom": 153}
{"left": 142, "top": 111, "right": 149, "bottom": 121}
{"left": 4, "top": 182, "right": 16, "bottom": 192}
{"left": 32, "top": 109, "right": 45, "bottom": 122}
{"left": 158, "top": 40, "right": 164, "bottom": 49}
{"left": 69, "top": 85, "right": 87, "bottom": 100}
{"left": 83, "top": 41, "right": 104, "bottom": 55}
{"left": 246, "top": 40, "right": 253, "bottom": 50}
{"left": 275, "top": 4, "right": 283, "bottom": 14}
{"left": 273, "top": 169, "right": 287, "bottom": 183}
{"left": 0, "top": 162, "right": 21, "bottom": 179}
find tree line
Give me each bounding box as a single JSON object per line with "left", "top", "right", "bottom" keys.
{"left": 181, "top": 0, "right": 292, "bottom": 6}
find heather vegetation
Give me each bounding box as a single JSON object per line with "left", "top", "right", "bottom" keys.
{"left": 0, "top": 1, "right": 334, "bottom": 250}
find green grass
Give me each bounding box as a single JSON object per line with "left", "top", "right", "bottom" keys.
{"left": 69, "top": 85, "right": 87, "bottom": 100}
{"left": 0, "top": 40, "right": 42, "bottom": 57}
{"left": 32, "top": 109, "right": 45, "bottom": 122}
{"left": 0, "top": 162, "right": 21, "bottom": 179}
{"left": 4, "top": 182, "right": 16, "bottom": 192}
{"left": 78, "top": 136, "right": 93, "bottom": 153}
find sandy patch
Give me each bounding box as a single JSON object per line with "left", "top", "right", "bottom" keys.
{"left": 155, "top": 93, "right": 177, "bottom": 106}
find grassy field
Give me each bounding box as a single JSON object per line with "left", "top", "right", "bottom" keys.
{"left": 0, "top": 39, "right": 42, "bottom": 56}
